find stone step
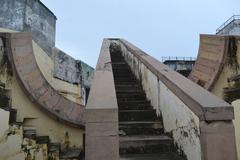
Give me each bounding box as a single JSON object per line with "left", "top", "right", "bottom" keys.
{"left": 112, "top": 61, "right": 128, "bottom": 64}
{"left": 116, "top": 90, "right": 144, "bottom": 95}
{"left": 113, "top": 67, "right": 132, "bottom": 71}
{"left": 115, "top": 82, "right": 140, "bottom": 86}
{"left": 113, "top": 70, "right": 133, "bottom": 74}
{"left": 115, "top": 84, "right": 141, "bottom": 88}
{"left": 119, "top": 121, "right": 164, "bottom": 136}
{"left": 23, "top": 129, "right": 37, "bottom": 139}
{"left": 113, "top": 69, "right": 133, "bottom": 73}
{"left": 118, "top": 100, "right": 150, "bottom": 104}
{"left": 36, "top": 136, "right": 50, "bottom": 144}
{"left": 60, "top": 148, "right": 82, "bottom": 159}
{"left": 120, "top": 153, "right": 185, "bottom": 160}
{"left": 120, "top": 135, "right": 173, "bottom": 155}
{"left": 112, "top": 63, "right": 130, "bottom": 66}
{"left": 113, "top": 71, "right": 134, "bottom": 75}
{"left": 116, "top": 88, "right": 143, "bottom": 93}
{"left": 115, "top": 84, "right": 143, "bottom": 90}
{"left": 113, "top": 67, "right": 131, "bottom": 71}
{"left": 119, "top": 110, "right": 157, "bottom": 121}
{"left": 117, "top": 96, "right": 147, "bottom": 102}
{"left": 0, "top": 94, "right": 10, "bottom": 108}
{"left": 9, "top": 108, "right": 17, "bottom": 124}
{"left": 113, "top": 52, "right": 184, "bottom": 159}
{"left": 115, "top": 78, "right": 138, "bottom": 83}
{"left": 117, "top": 93, "right": 146, "bottom": 99}
{"left": 113, "top": 69, "right": 134, "bottom": 73}
{"left": 119, "top": 104, "right": 151, "bottom": 110}
{"left": 48, "top": 143, "right": 61, "bottom": 153}
{"left": 114, "top": 75, "right": 136, "bottom": 79}
{"left": 111, "top": 59, "right": 125, "bottom": 62}
{"left": 118, "top": 101, "right": 152, "bottom": 110}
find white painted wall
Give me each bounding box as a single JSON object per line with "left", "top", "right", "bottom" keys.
{"left": 0, "top": 109, "right": 25, "bottom": 160}
{"left": 159, "top": 81, "right": 201, "bottom": 160}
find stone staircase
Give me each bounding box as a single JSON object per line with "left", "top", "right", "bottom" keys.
{"left": 0, "top": 85, "right": 83, "bottom": 160}
{"left": 111, "top": 52, "right": 185, "bottom": 160}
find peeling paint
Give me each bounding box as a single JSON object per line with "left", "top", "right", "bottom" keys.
{"left": 0, "top": 34, "right": 84, "bottom": 159}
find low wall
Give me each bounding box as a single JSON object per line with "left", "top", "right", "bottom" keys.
{"left": 118, "top": 39, "right": 237, "bottom": 160}
{"left": 85, "top": 39, "right": 119, "bottom": 160}
{"left": 53, "top": 48, "right": 94, "bottom": 88}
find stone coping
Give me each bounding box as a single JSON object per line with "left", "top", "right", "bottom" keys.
{"left": 87, "top": 39, "right": 118, "bottom": 110}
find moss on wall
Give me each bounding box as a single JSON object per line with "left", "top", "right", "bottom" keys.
{"left": 226, "top": 36, "right": 239, "bottom": 73}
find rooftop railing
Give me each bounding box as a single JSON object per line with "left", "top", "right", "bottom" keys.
{"left": 216, "top": 15, "right": 240, "bottom": 34}
{"left": 162, "top": 56, "right": 196, "bottom": 62}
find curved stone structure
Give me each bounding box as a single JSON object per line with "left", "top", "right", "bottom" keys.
{"left": 1, "top": 32, "right": 85, "bottom": 128}
{"left": 189, "top": 34, "right": 229, "bottom": 90}
{"left": 189, "top": 34, "right": 240, "bottom": 159}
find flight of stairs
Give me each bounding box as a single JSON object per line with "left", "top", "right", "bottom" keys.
{"left": 110, "top": 50, "right": 185, "bottom": 160}
{"left": 0, "top": 85, "right": 83, "bottom": 160}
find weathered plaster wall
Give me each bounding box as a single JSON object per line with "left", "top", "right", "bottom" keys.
{"left": 53, "top": 48, "right": 82, "bottom": 84}
{"left": 0, "top": 36, "right": 85, "bottom": 159}
{"left": 81, "top": 61, "right": 94, "bottom": 88}
{"left": 9, "top": 76, "right": 84, "bottom": 147}
{"left": 0, "top": 28, "right": 91, "bottom": 105}
{"left": 119, "top": 41, "right": 202, "bottom": 160}
{"left": 0, "top": 0, "right": 94, "bottom": 90}
{"left": 53, "top": 48, "right": 94, "bottom": 89}
{"left": 159, "top": 81, "right": 201, "bottom": 160}
{"left": 33, "top": 41, "right": 84, "bottom": 105}
{"left": 0, "top": 119, "right": 25, "bottom": 160}
{"left": 0, "top": 0, "right": 56, "bottom": 55}
{"left": 0, "top": 0, "right": 94, "bottom": 88}
{"left": 211, "top": 38, "right": 240, "bottom": 98}
{"left": 0, "top": 109, "right": 52, "bottom": 160}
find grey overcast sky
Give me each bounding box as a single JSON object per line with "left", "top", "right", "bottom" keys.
{"left": 41, "top": 0, "right": 240, "bottom": 67}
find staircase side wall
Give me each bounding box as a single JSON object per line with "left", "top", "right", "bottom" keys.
{"left": 119, "top": 41, "right": 201, "bottom": 160}
{"left": 119, "top": 39, "right": 237, "bottom": 160}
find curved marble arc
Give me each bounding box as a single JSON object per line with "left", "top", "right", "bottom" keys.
{"left": 189, "top": 34, "right": 229, "bottom": 90}
{"left": 1, "top": 32, "right": 85, "bottom": 128}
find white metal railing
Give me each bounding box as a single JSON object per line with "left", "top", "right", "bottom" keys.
{"left": 216, "top": 15, "right": 240, "bottom": 34}
{"left": 162, "top": 56, "right": 196, "bottom": 62}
